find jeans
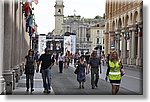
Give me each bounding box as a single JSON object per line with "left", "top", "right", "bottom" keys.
{"left": 41, "top": 68, "right": 51, "bottom": 90}
{"left": 91, "top": 68, "right": 99, "bottom": 87}
{"left": 26, "top": 74, "right": 34, "bottom": 90}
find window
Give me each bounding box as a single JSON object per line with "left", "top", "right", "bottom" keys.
{"left": 87, "top": 38, "right": 89, "bottom": 41}
{"left": 103, "top": 38, "right": 104, "bottom": 44}
{"left": 97, "top": 38, "right": 99, "bottom": 44}
{"left": 58, "top": 9, "right": 61, "bottom": 14}
{"left": 97, "top": 30, "right": 99, "bottom": 33}
{"left": 67, "top": 26, "right": 69, "bottom": 32}
{"left": 97, "top": 24, "right": 100, "bottom": 27}
{"left": 97, "top": 30, "right": 100, "bottom": 36}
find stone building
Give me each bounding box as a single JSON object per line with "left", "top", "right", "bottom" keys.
{"left": 89, "top": 19, "right": 105, "bottom": 52}
{"left": 105, "top": 0, "right": 143, "bottom": 66}
{"left": 62, "top": 15, "right": 92, "bottom": 53}
{"left": 0, "top": 0, "right": 34, "bottom": 94}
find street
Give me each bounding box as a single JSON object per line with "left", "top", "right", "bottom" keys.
{"left": 12, "top": 64, "right": 142, "bottom": 95}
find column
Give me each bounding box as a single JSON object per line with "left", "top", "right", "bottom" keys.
{"left": 115, "top": 31, "right": 120, "bottom": 57}
{"left": 109, "top": 31, "right": 115, "bottom": 53}
{"left": 0, "top": 0, "right": 5, "bottom": 94}
{"left": 104, "top": 32, "right": 109, "bottom": 55}
{"left": 136, "top": 25, "right": 143, "bottom": 66}
{"left": 122, "top": 31, "right": 127, "bottom": 64}
{"left": 11, "top": 0, "right": 16, "bottom": 90}
{"left": 130, "top": 27, "right": 136, "bottom": 65}
{"left": 127, "top": 30, "right": 132, "bottom": 64}
{"left": 3, "top": 1, "right": 13, "bottom": 94}
{"left": 120, "top": 30, "right": 125, "bottom": 61}
{"left": 19, "top": 4, "right": 23, "bottom": 77}
{"left": 13, "top": 1, "right": 20, "bottom": 83}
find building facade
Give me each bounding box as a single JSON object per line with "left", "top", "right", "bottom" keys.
{"left": 105, "top": 0, "right": 143, "bottom": 66}
{"left": 62, "top": 15, "right": 92, "bottom": 53}
{"left": 0, "top": 0, "right": 36, "bottom": 94}
{"left": 90, "top": 21, "right": 105, "bottom": 52}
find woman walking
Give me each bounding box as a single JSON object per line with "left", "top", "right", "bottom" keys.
{"left": 105, "top": 51, "right": 124, "bottom": 95}
{"left": 58, "top": 53, "right": 64, "bottom": 73}
{"left": 25, "top": 49, "right": 36, "bottom": 93}
{"left": 75, "top": 55, "right": 88, "bottom": 89}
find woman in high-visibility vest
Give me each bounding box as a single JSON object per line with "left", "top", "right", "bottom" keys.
{"left": 106, "top": 51, "right": 125, "bottom": 95}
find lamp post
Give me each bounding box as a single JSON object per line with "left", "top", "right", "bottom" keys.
{"left": 115, "top": 31, "right": 120, "bottom": 56}
{"left": 99, "top": 44, "right": 102, "bottom": 74}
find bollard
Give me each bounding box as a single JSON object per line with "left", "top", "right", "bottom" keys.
{"left": 22, "top": 62, "right": 25, "bottom": 72}
{"left": 12, "top": 70, "right": 16, "bottom": 90}
{"left": 13, "top": 66, "right": 19, "bottom": 83}
{"left": 20, "top": 63, "right": 23, "bottom": 76}
{"left": 3, "top": 70, "right": 13, "bottom": 95}
{"left": 0, "top": 76, "right": 5, "bottom": 95}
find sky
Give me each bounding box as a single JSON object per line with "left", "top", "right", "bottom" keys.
{"left": 33, "top": 0, "right": 106, "bottom": 34}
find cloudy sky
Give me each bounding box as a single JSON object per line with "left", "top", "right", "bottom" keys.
{"left": 33, "top": 0, "right": 106, "bottom": 34}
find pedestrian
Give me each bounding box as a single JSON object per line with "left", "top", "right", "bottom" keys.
{"left": 75, "top": 55, "right": 88, "bottom": 89}
{"left": 55, "top": 52, "right": 59, "bottom": 65}
{"left": 36, "top": 48, "right": 55, "bottom": 94}
{"left": 64, "top": 53, "right": 69, "bottom": 68}
{"left": 85, "top": 51, "right": 90, "bottom": 64}
{"left": 67, "top": 51, "right": 70, "bottom": 66}
{"left": 35, "top": 50, "right": 40, "bottom": 62}
{"left": 87, "top": 50, "right": 101, "bottom": 89}
{"left": 101, "top": 52, "right": 105, "bottom": 66}
{"left": 74, "top": 52, "right": 79, "bottom": 66}
{"left": 58, "top": 53, "right": 64, "bottom": 73}
{"left": 105, "top": 51, "right": 124, "bottom": 95}
{"left": 25, "top": 49, "right": 36, "bottom": 93}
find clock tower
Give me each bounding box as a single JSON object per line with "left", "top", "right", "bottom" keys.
{"left": 54, "top": 0, "right": 64, "bottom": 35}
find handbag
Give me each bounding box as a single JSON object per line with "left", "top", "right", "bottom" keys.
{"left": 74, "top": 68, "right": 79, "bottom": 74}
{"left": 121, "top": 69, "right": 125, "bottom": 76}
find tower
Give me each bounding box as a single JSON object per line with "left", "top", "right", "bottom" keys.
{"left": 54, "top": 0, "right": 64, "bottom": 35}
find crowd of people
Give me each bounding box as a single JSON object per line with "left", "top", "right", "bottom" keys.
{"left": 24, "top": 48, "right": 125, "bottom": 95}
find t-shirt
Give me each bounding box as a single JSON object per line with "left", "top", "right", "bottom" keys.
{"left": 88, "top": 57, "right": 101, "bottom": 68}
{"left": 25, "top": 55, "right": 35, "bottom": 74}
{"left": 25, "top": 55, "right": 35, "bottom": 65}
{"left": 38, "top": 54, "right": 55, "bottom": 69}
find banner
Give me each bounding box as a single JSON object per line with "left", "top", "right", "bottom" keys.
{"left": 70, "top": 34, "right": 76, "bottom": 55}
{"left": 38, "top": 35, "right": 47, "bottom": 55}
{"left": 64, "top": 35, "right": 71, "bottom": 55}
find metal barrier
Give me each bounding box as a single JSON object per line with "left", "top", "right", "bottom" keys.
{"left": 0, "top": 76, "right": 5, "bottom": 95}
{"left": 3, "top": 70, "right": 13, "bottom": 94}
{"left": 12, "top": 70, "right": 16, "bottom": 90}
{"left": 13, "top": 65, "right": 20, "bottom": 82}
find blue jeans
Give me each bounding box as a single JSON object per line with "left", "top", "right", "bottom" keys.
{"left": 91, "top": 68, "right": 99, "bottom": 87}
{"left": 41, "top": 68, "right": 51, "bottom": 90}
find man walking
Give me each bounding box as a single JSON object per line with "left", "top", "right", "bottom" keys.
{"left": 87, "top": 50, "right": 101, "bottom": 89}
{"left": 36, "top": 48, "right": 55, "bottom": 93}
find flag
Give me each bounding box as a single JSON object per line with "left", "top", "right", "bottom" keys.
{"left": 24, "top": 2, "right": 30, "bottom": 17}
{"left": 32, "top": 27, "right": 35, "bottom": 33}
{"left": 32, "top": 0, "right": 38, "bottom": 5}
{"left": 29, "top": 15, "right": 33, "bottom": 27}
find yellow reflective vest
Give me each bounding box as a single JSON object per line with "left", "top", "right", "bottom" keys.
{"left": 109, "top": 60, "right": 121, "bottom": 80}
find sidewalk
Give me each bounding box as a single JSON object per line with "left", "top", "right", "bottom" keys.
{"left": 12, "top": 73, "right": 54, "bottom": 95}
{"left": 123, "top": 64, "right": 143, "bottom": 69}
